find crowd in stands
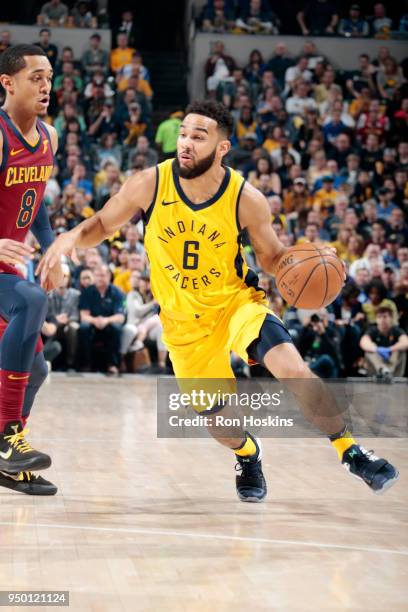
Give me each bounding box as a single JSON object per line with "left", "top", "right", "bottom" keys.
{"left": 0, "top": 1, "right": 407, "bottom": 380}
{"left": 198, "top": 1, "right": 408, "bottom": 38}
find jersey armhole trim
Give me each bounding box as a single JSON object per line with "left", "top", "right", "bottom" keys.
{"left": 0, "top": 124, "right": 9, "bottom": 175}
{"left": 235, "top": 178, "right": 246, "bottom": 233}
{"left": 38, "top": 121, "right": 57, "bottom": 164}
{"left": 143, "top": 165, "right": 159, "bottom": 225}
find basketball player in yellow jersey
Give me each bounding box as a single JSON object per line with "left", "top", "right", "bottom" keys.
{"left": 38, "top": 101, "right": 398, "bottom": 500}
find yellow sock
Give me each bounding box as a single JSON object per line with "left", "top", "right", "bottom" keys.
{"left": 331, "top": 431, "right": 356, "bottom": 460}
{"left": 234, "top": 433, "right": 257, "bottom": 458}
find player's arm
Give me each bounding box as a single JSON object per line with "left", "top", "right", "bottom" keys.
{"left": 238, "top": 182, "right": 286, "bottom": 275}
{"left": 30, "top": 124, "right": 58, "bottom": 252}
{"left": 37, "top": 167, "right": 157, "bottom": 281}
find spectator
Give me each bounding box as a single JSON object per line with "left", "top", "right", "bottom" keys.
{"left": 286, "top": 81, "right": 317, "bottom": 117}
{"left": 376, "top": 186, "right": 398, "bottom": 220}
{"left": 116, "top": 9, "right": 140, "bottom": 48}
{"left": 369, "top": 3, "right": 393, "bottom": 38}
{"left": 122, "top": 102, "right": 147, "bottom": 146}
{"left": 313, "top": 175, "right": 340, "bottom": 215}
{"left": 248, "top": 157, "right": 281, "bottom": 195}
{"left": 297, "top": 0, "right": 339, "bottom": 36}
{"left": 114, "top": 252, "right": 146, "bottom": 293}
{"left": 126, "top": 135, "right": 158, "bottom": 169}
{"left": 338, "top": 4, "right": 369, "bottom": 37}
{"left": 362, "top": 279, "right": 398, "bottom": 324}
{"left": 48, "top": 264, "right": 80, "bottom": 370}
{"left": 34, "top": 28, "right": 58, "bottom": 67}
{"left": 94, "top": 133, "right": 123, "bottom": 170}
{"left": 360, "top": 306, "right": 408, "bottom": 380}
{"left": 297, "top": 309, "right": 342, "bottom": 377}
{"left": 202, "top": 0, "right": 236, "bottom": 33}
{"left": 62, "top": 163, "right": 93, "bottom": 196}
{"left": 117, "top": 65, "right": 153, "bottom": 102}
{"left": 284, "top": 56, "right": 313, "bottom": 91}
{"left": 121, "top": 272, "right": 167, "bottom": 372}
{"left": 266, "top": 43, "right": 294, "bottom": 89}
{"left": 37, "top": 0, "right": 68, "bottom": 26}
{"left": 110, "top": 32, "right": 135, "bottom": 75}
{"left": 322, "top": 109, "right": 348, "bottom": 145}
{"left": 88, "top": 99, "right": 121, "bottom": 139}
{"left": 0, "top": 30, "right": 11, "bottom": 54}
{"left": 204, "top": 40, "right": 236, "bottom": 96}
{"left": 79, "top": 265, "right": 125, "bottom": 374}
{"left": 236, "top": 0, "right": 280, "bottom": 34}
{"left": 84, "top": 68, "right": 114, "bottom": 100}
{"left": 283, "top": 177, "right": 313, "bottom": 215}
{"left": 377, "top": 57, "right": 404, "bottom": 101}
{"left": 71, "top": 1, "right": 96, "bottom": 28}
{"left": 53, "top": 61, "right": 83, "bottom": 94}
{"left": 81, "top": 33, "right": 109, "bottom": 77}
{"left": 155, "top": 111, "right": 183, "bottom": 160}
{"left": 118, "top": 51, "right": 150, "bottom": 83}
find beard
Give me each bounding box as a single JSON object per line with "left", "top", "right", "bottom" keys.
{"left": 175, "top": 149, "right": 217, "bottom": 179}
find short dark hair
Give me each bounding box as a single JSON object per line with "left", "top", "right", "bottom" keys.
{"left": 0, "top": 44, "right": 47, "bottom": 76}
{"left": 39, "top": 28, "right": 50, "bottom": 35}
{"left": 185, "top": 100, "right": 234, "bottom": 138}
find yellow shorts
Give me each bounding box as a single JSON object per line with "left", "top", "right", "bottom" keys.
{"left": 159, "top": 287, "right": 273, "bottom": 379}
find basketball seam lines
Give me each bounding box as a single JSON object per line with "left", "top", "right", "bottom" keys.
{"left": 325, "top": 260, "right": 344, "bottom": 283}
{"left": 276, "top": 253, "right": 323, "bottom": 284}
{"left": 320, "top": 254, "right": 329, "bottom": 308}
{"left": 292, "top": 262, "right": 322, "bottom": 308}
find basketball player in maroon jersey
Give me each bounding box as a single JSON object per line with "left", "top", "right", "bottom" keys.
{"left": 0, "top": 45, "right": 63, "bottom": 494}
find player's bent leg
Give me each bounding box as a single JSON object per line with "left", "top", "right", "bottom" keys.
{"left": 0, "top": 277, "right": 51, "bottom": 473}
{"left": 252, "top": 321, "right": 399, "bottom": 494}
{"left": 0, "top": 352, "right": 58, "bottom": 495}
{"left": 22, "top": 352, "right": 49, "bottom": 425}
{"left": 170, "top": 345, "right": 267, "bottom": 502}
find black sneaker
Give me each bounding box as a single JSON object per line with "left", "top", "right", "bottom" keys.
{"left": 0, "top": 421, "right": 51, "bottom": 473}
{"left": 0, "top": 471, "right": 57, "bottom": 495}
{"left": 235, "top": 436, "right": 267, "bottom": 503}
{"left": 342, "top": 444, "right": 399, "bottom": 494}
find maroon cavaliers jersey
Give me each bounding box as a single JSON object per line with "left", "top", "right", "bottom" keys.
{"left": 0, "top": 108, "right": 54, "bottom": 275}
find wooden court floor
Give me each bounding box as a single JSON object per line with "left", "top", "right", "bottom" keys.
{"left": 0, "top": 375, "right": 407, "bottom": 611}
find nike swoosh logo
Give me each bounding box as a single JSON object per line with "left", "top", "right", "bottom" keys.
{"left": 0, "top": 448, "right": 12, "bottom": 460}
{"left": 162, "top": 200, "right": 179, "bottom": 206}
{"left": 8, "top": 374, "right": 30, "bottom": 380}
{"left": 10, "top": 148, "right": 25, "bottom": 157}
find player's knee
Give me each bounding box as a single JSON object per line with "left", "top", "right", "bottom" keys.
{"left": 27, "top": 282, "right": 47, "bottom": 311}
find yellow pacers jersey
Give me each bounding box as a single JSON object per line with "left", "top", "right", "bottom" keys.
{"left": 144, "top": 159, "right": 262, "bottom": 318}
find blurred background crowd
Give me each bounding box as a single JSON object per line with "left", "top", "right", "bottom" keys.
{"left": 1, "top": 0, "right": 407, "bottom": 379}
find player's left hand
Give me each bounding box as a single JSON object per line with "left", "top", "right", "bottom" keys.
{"left": 41, "top": 260, "right": 64, "bottom": 292}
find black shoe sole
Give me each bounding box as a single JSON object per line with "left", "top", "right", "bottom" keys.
{"left": 0, "top": 478, "right": 57, "bottom": 496}
{"left": 0, "top": 455, "right": 52, "bottom": 473}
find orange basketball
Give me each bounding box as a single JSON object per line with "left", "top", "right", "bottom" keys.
{"left": 275, "top": 244, "right": 344, "bottom": 309}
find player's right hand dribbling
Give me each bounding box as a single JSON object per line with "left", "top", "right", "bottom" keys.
{"left": 0, "top": 239, "right": 34, "bottom": 266}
